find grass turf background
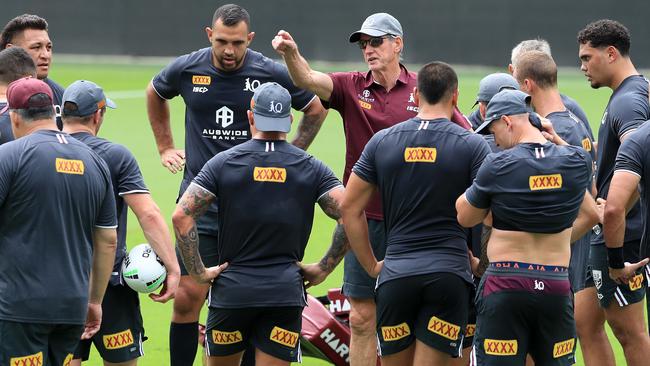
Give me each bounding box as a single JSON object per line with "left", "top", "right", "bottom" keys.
{"left": 50, "top": 59, "right": 623, "bottom": 365}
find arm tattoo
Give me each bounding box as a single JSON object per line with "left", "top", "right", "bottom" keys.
{"left": 318, "top": 190, "right": 341, "bottom": 220}
{"left": 180, "top": 184, "right": 214, "bottom": 220}
{"left": 318, "top": 223, "right": 350, "bottom": 273}
{"left": 176, "top": 223, "right": 205, "bottom": 278}
{"left": 477, "top": 225, "right": 492, "bottom": 277}
{"left": 291, "top": 112, "right": 324, "bottom": 150}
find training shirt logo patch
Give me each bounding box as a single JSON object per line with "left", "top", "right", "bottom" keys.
{"left": 10, "top": 352, "right": 43, "bottom": 366}
{"left": 529, "top": 174, "right": 562, "bottom": 190}
{"left": 381, "top": 322, "right": 411, "bottom": 341}
{"left": 254, "top": 167, "right": 286, "bottom": 183}
{"left": 56, "top": 158, "right": 85, "bottom": 175}
{"left": 427, "top": 316, "right": 460, "bottom": 340}
{"left": 484, "top": 339, "right": 518, "bottom": 356}
{"left": 63, "top": 353, "right": 73, "bottom": 366}
{"left": 192, "top": 75, "right": 211, "bottom": 85}
{"left": 629, "top": 273, "right": 644, "bottom": 291}
{"left": 553, "top": 338, "right": 575, "bottom": 358}
{"left": 465, "top": 324, "right": 476, "bottom": 337}
{"left": 212, "top": 330, "right": 243, "bottom": 345}
{"left": 103, "top": 329, "right": 134, "bottom": 349}
{"left": 269, "top": 326, "right": 299, "bottom": 347}
{"left": 359, "top": 100, "right": 372, "bottom": 110}
{"left": 404, "top": 147, "right": 437, "bottom": 163}
{"left": 581, "top": 138, "right": 592, "bottom": 152}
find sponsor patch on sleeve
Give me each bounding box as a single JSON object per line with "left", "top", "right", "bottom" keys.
{"left": 427, "top": 316, "right": 460, "bottom": 340}
{"left": 56, "top": 158, "right": 85, "bottom": 175}
{"left": 484, "top": 339, "right": 518, "bottom": 355}
{"left": 63, "top": 353, "right": 73, "bottom": 366}
{"left": 192, "top": 75, "right": 211, "bottom": 85}
{"left": 553, "top": 338, "right": 575, "bottom": 358}
{"left": 269, "top": 326, "right": 299, "bottom": 347}
{"left": 581, "top": 138, "right": 592, "bottom": 152}
{"left": 529, "top": 174, "right": 562, "bottom": 190}
{"left": 404, "top": 147, "right": 437, "bottom": 163}
{"left": 253, "top": 167, "right": 286, "bottom": 183}
{"left": 103, "top": 329, "right": 134, "bottom": 350}
{"left": 380, "top": 322, "right": 411, "bottom": 341}
{"left": 211, "top": 329, "right": 243, "bottom": 345}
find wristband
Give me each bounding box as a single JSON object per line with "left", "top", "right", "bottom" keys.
{"left": 607, "top": 247, "right": 625, "bottom": 269}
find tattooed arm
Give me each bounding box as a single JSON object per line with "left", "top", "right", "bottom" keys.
{"left": 291, "top": 98, "right": 328, "bottom": 150}
{"left": 299, "top": 186, "right": 349, "bottom": 287}
{"left": 172, "top": 182, "right": 228, "bottom": 283}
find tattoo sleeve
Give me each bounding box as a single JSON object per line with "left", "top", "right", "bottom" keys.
{"left": 180, "top": 183, "right": 214, "bottom": 219}
{"left": 291, "top": 110, "right": 325, "bottom": 150}
{"left": 177, "top": 224, "right": 205, "bottom": 278}
{"left": 317, "top": 189, "right": 350, "bottom": 272}
{"left": 175, "top": 183, "right": 215, "bottom": 278}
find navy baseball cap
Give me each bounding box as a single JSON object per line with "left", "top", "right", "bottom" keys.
{"left": 251, "top": 82, "right": 292, "bottom": 133}
{"left": 62, "top": 80, "right": 116, "bottom": 117}
{"left": 349, "top": 13, "right": 403, "bottom": 42}
{"left": 7, "top": 77, "right": 53, "bottom": 110}
{"left": 475, "top": 89, "right": 532, "bottom": 134}
{"left": 472, "top": 73, "right": 520, "bottom": 107}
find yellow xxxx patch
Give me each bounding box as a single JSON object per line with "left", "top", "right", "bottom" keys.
{"left": 465, "top": 323, "right": 476, "bottom": 337}
{"left": 55, "top": 158, "right": 85, "bottom": 175}
{"left": 269, "top": 326, "right": 299, "bottom": 347}
{"left": 359, "top": 100, "right": 372, "bottom": 109}
{"left": 63, "top": 353, "right": 73, "bottom": 366}
{"left": 427, "top": 316, "right": 460, "bottom": 340}
{"left": 381, "top": 322, "right": 411, "bottom": 341}
{"left": 581, "top": 138, "right": 592, "bottom": 152}
{"left": 192, "top": 75, "right": 211, "bottom": 85}
{"left": 484, "top": 339, "right": 518, "bottom": 355}
{"left": 529, "top": 174, "right": 562, "bottom": 190}
{"left": 212, "top": 330, "right": 243, "bottom": 345}
{"left": 253, "top": 167, "right": 286, "bottom": 183}
{"left": 553, "top": 338, "right": 575, "bottom": 358}
{"left": 404, "top": 147, "right": 437, "bottom": 163}
{"left": 629, "top": 273, "right": 644, "bottom": 291}
{"left": 103, "top": 329, "right": 134, "bottom": 350}
{"left": 10, "top": 351, "right": 43, "bottom": 365}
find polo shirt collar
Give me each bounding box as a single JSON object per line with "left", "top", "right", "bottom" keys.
{"left": 362, "top": 64, "right": 410, "bottom": 88}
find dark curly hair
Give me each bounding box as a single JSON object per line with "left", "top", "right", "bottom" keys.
{"left": 577, "top": 19, "right": 630, "bottom": 56}
{"left": 0, "top": 14, "right": 48, "bottom": 50}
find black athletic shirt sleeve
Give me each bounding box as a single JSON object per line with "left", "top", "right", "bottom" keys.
{"left": 314, "top": 158, "right": 343, "bottom": 199}
{"left": 616, "top": 134, "right": 644, "bottom": 177}
{"left": 352, "top": 129, "right": 387, "bottom": 185}
{"left": 192, "top": 153, "right": 227, "bottom": 197}
{"left": 111, "top": 144, "right": 148, "bottom": 195}
{"left": 95, "top": 159, "right": 118, "bottom": 228}
{"left": 609, "top": 91, "right": 648, "bottom": 138}
{"left": 151, "top": 54, "right": 186, "bottom": 100}
{"left": 0, "top": 144, "right": 17, "bottom": 206}
{"left": 465, "top": 153, "right": 497, "bottom": 209}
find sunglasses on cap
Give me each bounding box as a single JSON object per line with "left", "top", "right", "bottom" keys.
{"left": 357, "top": 35, "right": 395, "bottom": 49}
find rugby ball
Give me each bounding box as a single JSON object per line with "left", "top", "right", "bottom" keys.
{"left": 122, "top": 243, "right": 167, "bottom": 293}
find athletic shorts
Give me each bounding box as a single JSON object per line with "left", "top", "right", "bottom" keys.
{"left": 342, "top": 219, "right": 386, "bottom": 299}
{"left": 569, "top": 232, "right": 591, "bottom": 293}
{"left": 177, "top": 234, "right": 220, "bottom": 276}
{"left": 0, "top": 320, "right": 83, "bottom": 365}
{"left": 463, "top": 281, "right": 478, "bottom": 349}
{"left": 589, "top": 244, "right": 646, "bottom": 308}
{"left": 376, "top": 272, "right": 469, "bottom": 357}
{"left": 473, "top": 262, "right": 576, "bottom": 366}
{"left": 74, "top": 283, "right": 145, "bottom": 362}
{"left": 205, "top": 306, "right": 302, "bottom": 362}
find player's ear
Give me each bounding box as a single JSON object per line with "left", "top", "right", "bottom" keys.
{"left": 9, "top": 110, "right": 21, "bottom": 138}
{"left": 606, "top": 45, "right": 618, "bottom": 62}
{"left": 205, "top": 27, "right": 213, "bottom": 42}
{"left": 247, "top": 109, "right": 254, "bottom": 127}
{"left": 508, "top": 64, "right": 514, "bottom": 75}
{"left": 451, "top": 88, "right": 459, "bottom": 107}
{"left": 479, "top": 102, "right": 487, "bottom": 119}
{"left": 413, "top": 87, "right": 420, "bottom": 106}
{"left": 247, "top": 31, "right": 255, "bottom": 45}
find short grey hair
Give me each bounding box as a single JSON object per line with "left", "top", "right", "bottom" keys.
{"left": 510, "top": 38, "right": 552, "bottom": 65}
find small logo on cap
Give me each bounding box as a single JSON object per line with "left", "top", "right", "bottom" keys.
{"left": 192, "top": 75, "right": 211, "bottom": 85}
{"left": 269, "top": 101, "right": 284, "bottom": 114}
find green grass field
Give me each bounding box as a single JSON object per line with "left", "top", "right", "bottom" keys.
{"left": 49, "top": 58, "right": 626, "bottom": 365}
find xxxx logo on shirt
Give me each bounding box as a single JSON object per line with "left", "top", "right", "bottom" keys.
{"left": 358, "top": 100, "right": 372, "bottom": 110}
{"left": 55, "top": 158, "right": 85, "bottom": 175}
{"left": 269, "top": 326, "right": 299, "bottom": 347}
{"left": 529, "top": 174, "right": 562, "bottom": 191}
{"left": 10, "top": 351, "right": 43, "bottom": 366}
{"left": 484, "top": 339, "right": 518, "bottom": 356}
{"left": 427, "top": 316, "right": 460, "bottom": 340}
{"left": 581, "top": 138, "right": 592, "bottom": 152}
{"left": 553, "top": 338, "right": 575, "bottom": 358}
{"left": 212, "top": 330, "right": 243, "bottom": 345}
{"left": 192, "top": 75, "right": 211, "bottom": 85}
{"left": 103, "top": 329, "right": 134, "bottom": 350}
{"left": 629, "top": 273, "right": 644, "bottom": 291}
{"left": 404, "top": 147, "right": 437, "bottom": 163}
{"left": 253, "top": 167, "right": 286, "bottom": 183}
{"left": 381, "top": 322, "right": 411, "bottom": 341}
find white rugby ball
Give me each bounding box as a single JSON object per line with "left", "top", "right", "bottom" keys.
{"left": 122, "top": 243, "right": 167, "bottom": 293}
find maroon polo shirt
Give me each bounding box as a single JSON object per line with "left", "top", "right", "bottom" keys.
{"left": 327, "top": 65, "right": 418, "bottom": 221}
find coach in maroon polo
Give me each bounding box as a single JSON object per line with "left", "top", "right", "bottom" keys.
{"left": 273, "top": 13, "right": 472, "bottom": 366}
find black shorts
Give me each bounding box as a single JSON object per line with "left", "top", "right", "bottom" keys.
{"left": 589, "top": 244, "right": 645, "bottom": 308}
{"left": 0, "top": 320, "right": 82, "bottom": 365}
{"left": 74, "top": 283, "right": 145, "bottom": 362}
{"left": 205, "top": 306, "right": 302, "bottom": 362}
{"left": 473, "top": 262, "right": 576, "bottom": 366}
{"left": 376, "top": 272, "right": 469, "bottom": 357}
{"left": 177, "top": 234, "right": 221, "bottom": 276}
{"left": 463, "top": 282, "right": 478, "bottom": 349}
{"left": 342, "top": 219, "right": 386, "bottom": 299}
{"left": 569, "top": 233, "right": 591, "bottom": 292}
